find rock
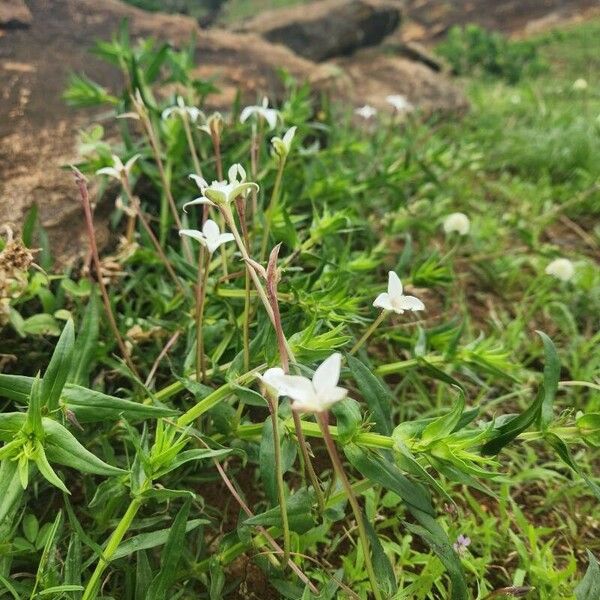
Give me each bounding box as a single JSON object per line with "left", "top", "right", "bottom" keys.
{"left": 237, "top": 0, "right": 403, "bottom": 62}
{"left": 402, "top": 0, "right": 599, "bottom": 43}
{"left": 333, "top": 49, "right": 468, "bottom": 115}
{"left": 0, "top": 0, "right": 334, "bottom": 266}
{"left": 0, "top": 0, "right": 32, "bottom": 28}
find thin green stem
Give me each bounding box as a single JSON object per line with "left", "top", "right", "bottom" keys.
{"left": 182, "top": 115, "right": 203, "bottom": 179}
{"left": 260, "top": 158, "right": 286, "bottom": 261}
{"left": 195, "top": 251, "right": 211, "bottom": 382}
{"left": 350, "top": 310, "right": 389, "bottom": 355}
{"left": 81, "top": 496, "right": 143, "bottom": 600}
{"left": 268, "top": 395, "right": 291, "bottom": 566}
{"left": 316, "top": 413, "right": 382, "bottom": 600}
{"left": 122, "top": 178, "right": 184, "bottom": 293}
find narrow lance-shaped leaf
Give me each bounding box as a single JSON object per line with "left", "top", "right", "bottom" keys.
{"left": 347, "top": 354, "right": 393, "bottom": 436}
{"left": 69, "top": 292, "right": 99, "bottom": 386}
{"left": 43, "top": 418, "right": 125, "bottom": 476}
{"left": 42, "top": 318, "right": 75, "bottom": 412}
{"left": 35, "top": 443, "right": 70, "bottom": 494}
{"left": 27, "top": 373, "right": 44, "bottom": 438}
{"left": 536, "top": 330, "right": 560, "bottom": 430}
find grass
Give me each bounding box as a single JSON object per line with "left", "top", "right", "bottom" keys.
{"left": 0, "top": 16, "right": 599, "bottom": 600}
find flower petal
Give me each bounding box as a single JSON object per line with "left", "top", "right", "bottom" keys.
{"left": 96, "top": 167, "right": 120, "bottom": 179}
{"left": 278, "top": 375, "right": 315, "bottom": 404}
{"left": 183, "top": 197, "right": 215, "bottom": 212}
{"left": 179, "top": 229, "right": 206, "bottom": 245}
{"left": 373, "top": 292, "right": 394, "bottom": 311}
{"left": 189, "top": 174, "right": 208, "bottom": 190}
{"left": 388, "top": 271, "right": 403, "bottom": 299}
{"left": 202, "top": 219, "right": 221, "bottom": 242}
{"left": 396, "top": 295, "right": 425, "bottom": 312}
{"left": 312, "top": 353, "right": 342, "bottom": 393}
{"left": 239, "top": 106, "right": 253, "bottom": 124}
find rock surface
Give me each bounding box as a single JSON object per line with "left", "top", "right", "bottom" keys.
{"left": 237, "top": 0, "right": 403, "bottom": 61}
{"left": 0, "top": 0, "right": 32, "bottom": 28}
{"left": 334, "top": 49, "right": 467, "bottom": 114}
{"left": 402, "top": 0, "right": 599, "bottom": 42}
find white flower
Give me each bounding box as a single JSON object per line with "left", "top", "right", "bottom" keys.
{"left": 240, "top": 97, "right": 280, "bottom": 131}
{"left": 373, "top": 272, "right": 425, "bottom": 314}
{"left": 573, "top": 78, "right": 588, "bottom": 91}
{"left": 161, "top": 96, "right": 205, "bottom": 123}
{"left": 179, "top": 220, "right": 234, "bottom": 254}
{"left": 184, "top": 164, "right": 258, "bottom": 209}
{"left": 355, "top": 105, "right": 378, "bottom": 119}
{"left": 258, "top": 367, "right": 289, "bottom": 397}
{"left": 262, "top": 353, "right": 347, "bottom": 413}
{"left": 386, "top": 94, "right": 414, "bottom": 113}
{"left": 96, "top": 154, "right": 140, "bottom": 180}
{"left": 271, "top": 126, "right": 297, "bottom": 160}
{"left": 545, "top": 258, "right": 575, "bottom": 282}
{"left": 443, "top": 212, "right": 470, "bottom": 236}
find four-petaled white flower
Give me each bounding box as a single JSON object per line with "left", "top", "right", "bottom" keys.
{"left": 179, "top": 219, "right": 234, "bottom": 254}
{"left": 355, "top": 105, "right": 378, "bottom": 120}
{"left": 271, "top": 126, "right": 297, "bottom": 160}
{"left": 261, "top": 353, "right": 348, "bottom": 413}
{"left": 184, "top": 164, "right": 258, "bottom": 209}
{"left": 161, "top": 96, "right": 205, "bottom": 123}
{"left": 443, "top": 212, "right": 470, "bottom": 236}
{"left": 240, "top": 97, "right": 280, "bottom": 131}
{"left": 96, "top": 154, "right": 140, "bottom": 180}
{"left": 373, "top": 272, "right": 425, "bottom": 314}
{"left": 386, "top": 94, "right": 414, "bottom": 113}
{"left": 573, "top": 78, "right": 588, "bottom": 91}
{"left": 545, "top": 258, "right": 575, "bottom": 282}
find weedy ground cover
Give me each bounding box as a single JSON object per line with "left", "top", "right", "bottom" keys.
{"left": 0, "top": 17, "right": 599, "bottom": 600}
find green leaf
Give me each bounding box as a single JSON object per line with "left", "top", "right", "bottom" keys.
{"left": 545, "top": 432, "right": 600, "bottom": 501}
{"left": 405, "top": 508, "right": 468, "bottom": 600}
{"left": 38, "top": 586, "right": 84, "bottom": 596}
{"left": 364, "top": 516, "right": 397, "bottom": 596}
{"left": 22, "top": 313, "right": 60, "bottom": 336}
{"left": 232, "top": 384, "right": 267, "bottom": 407}
{"left": 347, "top": 354, "right": 393, "bottom": 436}
{"left": 22, "top": 514, "right": 39, "bottom": 543}
{"left": 331, "top": 397, "right": 362, "bottom": 444}
{"left": 0, "top": 374, "right": 178, "bottom": 422}
{"left": 0, "top": 412, "right": 27, "bottom": 441}
{"left": 244, "top": 488, "right": 315, "bottom": 533}
{"left": 344, "top": 444, "right": 435, "bottom": 516}
{"left": 260, "top": 416, "right": 297, "bottom": 506}
{"left": 536, "top": 330, "right": 560, "bottom": 430}
{"left": 42, "top": 319, "right": 75, "bottom": 412}
{"left": 148, "top": 500, "right": 192, "bottom": 600}
{"left": 113, "top": 518, "right": 207, "bottom": 560}
{"left": 69, "top": 292, "right": 99, "bottom": 386}
{"left": 481, "top": 386, "right": 544, "bottom": 455}
{"left": 577, "top": 413, "right": 600, "bottom": 447}
{"left": 0, "top": 460, "right": 25, "bottom": 526}
{"left": 42, "top": 418, "right": 125, "bottom": 476}
{"left": 27, "top": 373, "right": 44, "bottom": 438}
{"left": 35, "top": 443, "right": 70, "bottom": 494}
{"left": 575, "top": 550, "right": 600, "bottom": 600}
{"left": 421, "top": 389, "right": 466, "bottom": 445}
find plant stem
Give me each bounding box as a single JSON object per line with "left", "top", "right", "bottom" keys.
{"left": 267, "top": 394, "right": 291, "bottom": 566}
{"left": 292, "top": 411, "right": 326, "bottom": 513}
{"left": 135, "top": 100, "right": 193, "bottom": 262}
{"left": 72, "top": 169, "right": 140, "bottom": 379}
{"left": 260, "top": 158, "right": 286, "bottom": 261}
{"left": 81, "top": 496, "right": 143, "bottom": 600}
{"left": 195, "top": 250, "right": 211, "bottom": 382}
{"left": 182, "top": 115, "right": 203, "bottom": 179}
{"left": 316, "top": 412, "right": 382, "bottom": 600}
{"left": 121, "top": 178, "right": 184, "bottom": 293}
{"left": 350, "top": 310, "right": 389, "bottom": 355}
